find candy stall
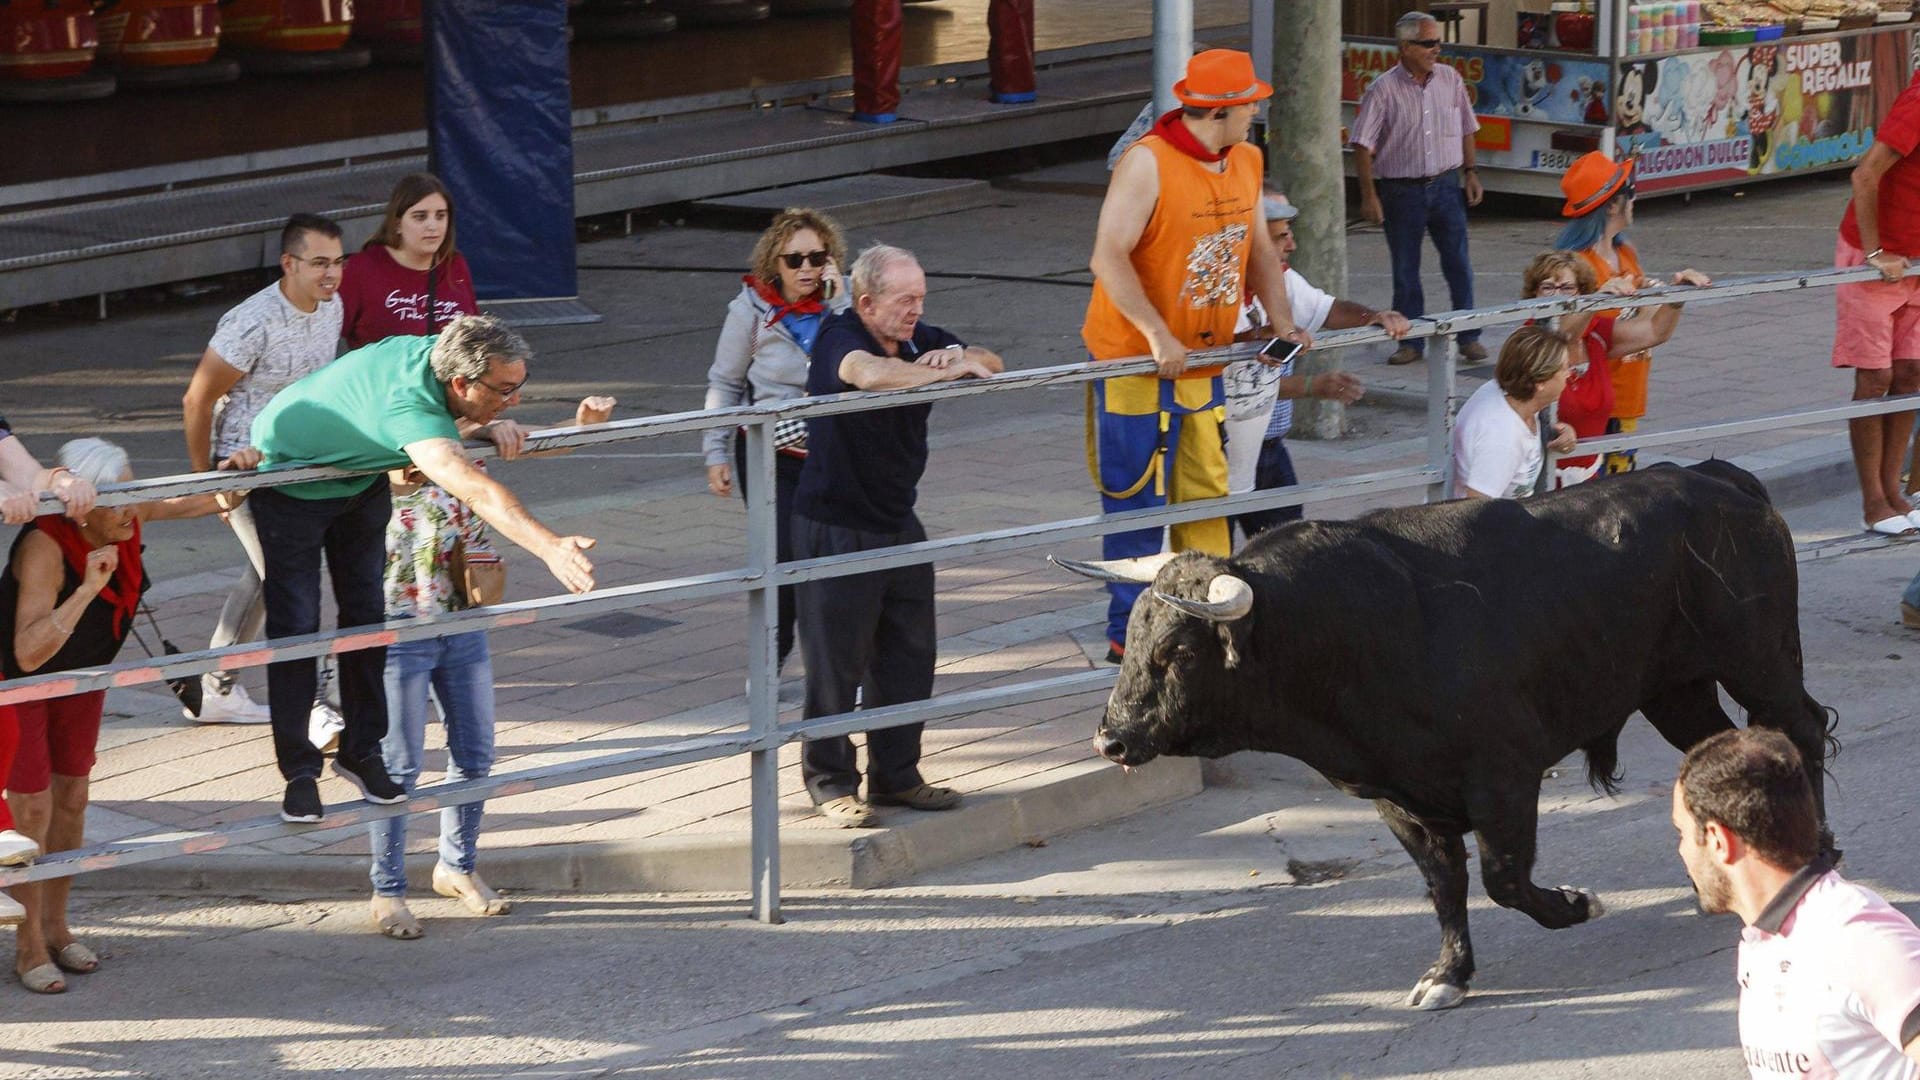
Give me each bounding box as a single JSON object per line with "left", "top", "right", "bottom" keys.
{"left": 1339, "top": 0, "right": 1915, "bottom": 196}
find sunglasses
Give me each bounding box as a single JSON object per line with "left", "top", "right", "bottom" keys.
{"left": 780, "top": 250, "right": 830, "bottom": 270}
{"left": 1407, "top": 38, "right": 1443, "bottom": 48}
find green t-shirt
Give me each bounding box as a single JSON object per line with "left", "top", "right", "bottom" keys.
{"left": 250, "top": 335, "right": 460, "bottom": 500}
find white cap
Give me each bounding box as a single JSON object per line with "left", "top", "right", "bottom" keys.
{"left": 1262, "top": 194, "right": 1298, "bottom": 222}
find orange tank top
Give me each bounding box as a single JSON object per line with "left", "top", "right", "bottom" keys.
{"left": 1082, "top": 137, "right": 1263, "bottom": 369}
{"left": 1578, "top": 242, "right": 1652, "bottom": 420}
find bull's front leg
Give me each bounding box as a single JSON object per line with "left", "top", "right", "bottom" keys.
{"left": 1469, "top": 785, "right": 1605, "bottom": 930}
{"left": 1374, "top": 800, "right": 1474, "bottom": 1011}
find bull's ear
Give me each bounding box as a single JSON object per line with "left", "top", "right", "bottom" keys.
{"left": 1218, "top": 623, "right": 1242, "bottom": 669}
{"left": 1049, "top": 551, "right": 1180, "bottom": 584}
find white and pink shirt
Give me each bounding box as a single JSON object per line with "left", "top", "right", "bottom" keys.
{"left": 1349, "top": 62, "right": 1480, "bottom": 180}
{"left": 1736, "top": 861, "right": 1920, "bottom": 1079}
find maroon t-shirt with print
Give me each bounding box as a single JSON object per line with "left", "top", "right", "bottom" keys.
{"left": 337, "top": 245, "right": 479, "bottom": 349}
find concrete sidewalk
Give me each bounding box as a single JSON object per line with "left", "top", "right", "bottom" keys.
{"left": 8, "top": 151, "right": 1876, "bottom": 901}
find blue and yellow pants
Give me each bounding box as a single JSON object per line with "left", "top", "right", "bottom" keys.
{"left": 1086, "top": 371, "right": 1231, "bottom": 648}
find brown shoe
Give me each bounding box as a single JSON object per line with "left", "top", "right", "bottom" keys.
{"left": 818, "top": 795, "right": 876, "bottom": 828}
{"left": 1902, "top": 601, "right": 1920, "bottom": 629}
{"left": 868, "top": 784, "right": 962, "bottom": 811}
{"left": 1387, "top": 345, "right": 1423, "bottom": 366}
{"left": 1459, "top": 340, "right": 1490, "bottom": 363}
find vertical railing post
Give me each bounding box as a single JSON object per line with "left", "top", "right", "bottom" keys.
{"left": 743, "top": 417, "right": 783, "bottom": 924}
{"left": 1425, "top": 330, "right": 1456, "bottom": 503}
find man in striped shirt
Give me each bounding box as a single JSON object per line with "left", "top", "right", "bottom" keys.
{"left": 1351, "top": 11, "right": 1485, "bottom": 367}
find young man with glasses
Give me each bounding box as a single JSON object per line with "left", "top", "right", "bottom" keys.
{"left": 1351, "top": 11, "right": 1486, "bottom": 367}
{"left": 182, "top": 214, "right": 349, "bottom": 729}
{"left": 242, "top": 314, "right": 599, "bottom": 824}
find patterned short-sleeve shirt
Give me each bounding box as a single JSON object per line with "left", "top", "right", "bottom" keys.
{"left": 207, "top": 281, "right": 343, "bottom": 457}
{"left": 384, "top": 469, "right": 499, "bottom": 619}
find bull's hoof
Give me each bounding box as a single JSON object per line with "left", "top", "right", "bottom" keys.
{"left": 1406, "top": 976, "right": 1467, "bottom": 1011}
{"left": 1559, "top": 885, "right": 1606, "bottom": 921}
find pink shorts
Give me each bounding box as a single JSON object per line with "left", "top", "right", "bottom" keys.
{"left": 8, "top": 690, "right": 106, "bottom": 793}
{"left": 1832, "top": 235, "right": 1920, "bottom": 370}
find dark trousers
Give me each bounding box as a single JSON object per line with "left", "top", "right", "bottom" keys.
{"left": 251, "top": 479, "right": 392, "bottom": 782}
{"left": 1232, "top": 436, "right": 1304, "bottom": 541}
{"left": 1378, "top": 171, "right": 1479, "bottom": 357}
{"left": 794, "top": 512, "right": 935, "bottom": 803}
{"left": 733, "top": 431, "right": 802, "bottom": 667}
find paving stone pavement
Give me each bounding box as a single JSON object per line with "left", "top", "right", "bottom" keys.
{"left": 4, "top": 150, "right": 1877, "bottom": 900}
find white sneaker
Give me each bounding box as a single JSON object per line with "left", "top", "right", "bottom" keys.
{"left": 309, "top": 701, "right": 345, "bottom": 752}
{"left": 0, "top": 828, "right": 39, "bottom": 866}
{"left": 193, "top": 678, "right": 272, "bottom": 725}
{"left": 0, "top": 891, "right": 23, "bottom": 926}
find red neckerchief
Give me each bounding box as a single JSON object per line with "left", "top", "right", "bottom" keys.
{"left": 1150, "top": 109, "right": 1231, "bottom": 164}
{"left": 745, "top": 275, "right": 824, "bottom": 329}
{"left": 35, "top": 514, "right": 142, "bottom": 639}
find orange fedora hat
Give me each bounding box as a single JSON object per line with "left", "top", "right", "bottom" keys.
{"left": 1172, "top": 49, "right": 1273, "bottom": 108}
{"left": 1560, "top": 151, "right": 1634, "bottom": 218}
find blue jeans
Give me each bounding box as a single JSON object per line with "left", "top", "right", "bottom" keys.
{"left": 252, "top": 479, "right": 392, "bottom": 782}
{"left": 368, "top": 631, "right": 496, "bottom": 896}
{"left": 1377, "top": 172, "right": 1479, "bottom": 357}
{"left": 1232, "top": 437, "right": 1304, "bottom": 541}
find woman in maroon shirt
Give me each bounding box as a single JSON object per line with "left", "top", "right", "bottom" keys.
{"left": 338, "top": 173, "right": 479, "bottom": 349}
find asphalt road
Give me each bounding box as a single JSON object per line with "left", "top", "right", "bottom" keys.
{"left": 3, "top": 490, "right": 1914, "bottom": 1080}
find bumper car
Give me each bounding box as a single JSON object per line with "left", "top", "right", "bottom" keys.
{"left": 654, "top": 0, "right": 771, "bottom": 26}
{"left": 218, "top": 0, "right": 369, "bottom": 74}
{"left": 0, "top": 0, "right": 117, "bottom": 101}
{"left": 351, "top": 0, "right": 419, "bottom": 64}
{"left": 571, "top": 0, "right": 675, "bottom": 39}
{"left": 94, "top": 0, "right": 240, "bottom": 87}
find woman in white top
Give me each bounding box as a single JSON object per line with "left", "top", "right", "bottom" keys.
{"left": 1449, "top": 323, "right": 1579, "bottom": 499}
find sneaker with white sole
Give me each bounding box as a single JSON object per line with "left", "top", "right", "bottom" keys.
{"left": 308, "top": 701, "right": 345, "bottom": 752}
{"left": 194, "top": 678, "right": 272, "bottom": 725}
{"left": 0, "top": 828, "right": 40, "bottom": 866}
{"left": 331, "top": 754, "right": 408, "bottom": 805}
{"left": 281, "top": 777, "right": 323, "bottom": 824}
{"left": 0, "top": 891, "right": 24, "bottom": 926}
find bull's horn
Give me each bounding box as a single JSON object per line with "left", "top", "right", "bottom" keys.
{"left": 1153, "top": 574, "right": 1254, "bottom": 622}
{"left": 1048, "top": 551, "right": 1180, "bottom": 584}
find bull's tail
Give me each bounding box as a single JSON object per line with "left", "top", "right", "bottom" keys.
{"left": 1581, "top": 723, "right": 1627, "bottom": 796}
{"left": 1687, "top": 458, "right": 1772, "bottom": 505}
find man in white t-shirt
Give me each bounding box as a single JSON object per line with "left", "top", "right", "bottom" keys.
{"left": 1225, "top": 192, "right": 1410, "bottom": 539}
{"left": 181, "top": 214, "right": 346, "bottom": 731}
{"left": 1447, "top": 324, "right": 1577, "bottom": 499}
{"left": 1674, "top": 728, "right": 1920, "bottom": 1079}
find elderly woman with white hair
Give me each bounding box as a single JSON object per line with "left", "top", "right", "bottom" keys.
{"left": 0, "top": 437, "right": 254, "bottom": 994}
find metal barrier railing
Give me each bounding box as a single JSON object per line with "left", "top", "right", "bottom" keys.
{"left": 3, "top": 262, "right": 1913, "bottom": 923}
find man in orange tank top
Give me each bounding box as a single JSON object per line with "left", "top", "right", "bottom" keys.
{"left": 1081, "top": 49, "right": 1312, "bottom": 659}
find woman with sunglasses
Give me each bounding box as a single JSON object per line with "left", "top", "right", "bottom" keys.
{"left": 703, "top": 208, "right": 850, "bottom": 676}
{"left": 339, "top": 173, "right": 479, "bottom": 350}
{"left": 1519, "top": 250, "right": 1692, "bottom": 488}
{"left": 1554, "top": 153, "right": 1711, "bottom": 474}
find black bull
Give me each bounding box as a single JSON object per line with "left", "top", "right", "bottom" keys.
{"left": 1055, "top": 462, "right": 1835, "bottom": 1011}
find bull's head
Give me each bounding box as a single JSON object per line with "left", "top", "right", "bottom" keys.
{"left": 1052, "top": 551, "right": 1257, "bottom": 768}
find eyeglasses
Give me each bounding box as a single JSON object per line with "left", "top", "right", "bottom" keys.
{"left": 475, "top": 375, "right": 527, "bottom": 398}
{"left": 1535, "top": 282, "right": 1581, "bottom": 294}
{"left": 1407, "top": 38, "right": 1443, "bottom": 48}
{"left": 1620, "top": 182, "right": 1636, "bottom": 200}
{"left": 296, "top": 256, "right": 348, "bottom": 271}
{"left": 779, "top": 250, "right": 830, "bottom": 270}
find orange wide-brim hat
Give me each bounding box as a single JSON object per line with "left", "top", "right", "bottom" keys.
{"left": 1172, "top": 48, "right": 1274, "bottom": 108}
{"left": 1560, "top": 151, "right": 1634, "bottom": 218}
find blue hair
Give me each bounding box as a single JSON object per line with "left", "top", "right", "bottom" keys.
{"left": 1553, "top": 198, "right": 1629, "bottom": 253}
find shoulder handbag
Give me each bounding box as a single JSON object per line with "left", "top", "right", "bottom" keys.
{"left": 747, "top": 310, "right": 809, "bottom": 455}
{"left": 450, "top": 536, "right": 507, "bottom": 607}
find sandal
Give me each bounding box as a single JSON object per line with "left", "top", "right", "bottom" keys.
{"left": 49, "top": 942, "right": 99, "bottom": 975}
{"left": 817, "top": 795, "right": 876, "bottom": 829}
{"left": 17, "top": 962, "right": 65, "bottom": 994}
{"left": 867, "top": 783, "right": 963, "bottom": 811}
{"left": 371, "top": 897, "right": 423, "bottom": 940}
{"left": 431, "top": 866, "right": 511, "bottom": 917}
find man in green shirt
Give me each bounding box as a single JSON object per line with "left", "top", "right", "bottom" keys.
{"left": 248, "top": 314, "right": 597, "bottom": 824}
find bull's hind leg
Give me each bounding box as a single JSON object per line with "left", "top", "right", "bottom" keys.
{"left": 1375, "top": 800, "right": 1474, "bottom": 1011}
{"left": 1721, "top": 679, "right": 1840, "bottom": 860}
{"left": 1468, "top": 786, "right": 1605, "bottom": 931}
{"left": 1640, "top": 678, "right": 1736, "bottom": 753}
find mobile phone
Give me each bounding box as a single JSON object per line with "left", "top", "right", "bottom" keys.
{"left": 1259, "top": 337, "right": 1305, "bottom": 366}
